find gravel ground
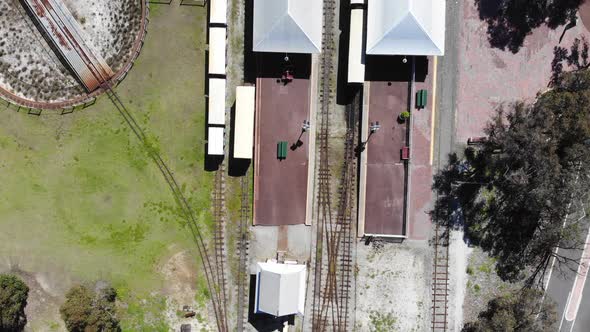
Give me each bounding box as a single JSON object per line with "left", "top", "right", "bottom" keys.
{"left": 461, "top": 246, "right": 522, "bottom": 325}
{"left": 0, "top": 0, "right": 142, "bottom": 103}
{"left": 354, "top": 240, "right": 432, "bottom": 332}
{"left": 447, "top": 230, "right": 471, "bottom": 331}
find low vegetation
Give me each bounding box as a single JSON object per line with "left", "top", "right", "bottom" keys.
{"left": 463, "top": 289, "right": 556, "bottom": 331}
{"left": 0, "top": 274, "right": 29, "bottom": 331}
{"left": 60, "top": 283, "right": 120, "bottom": 332}
{"left": 434, "top": 68, "right": 590, "bottom": 285}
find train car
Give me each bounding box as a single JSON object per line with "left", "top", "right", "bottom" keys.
{"left": 233, "top": 86, "right": 255, "bottom": 159}
{"left": 208, "top": 27, "right": 227, "bottom": 75}
{"left": 347, "top": 7, "right": 365, "bottom": 84}
{"left": 208, "top": 127, "right": 225, "bottom": 156}
{"left": 209, "top": 0, "right": 227, "bottom": 25}
{"left": 208, "top": 78, "right": 226, "bottom": 125}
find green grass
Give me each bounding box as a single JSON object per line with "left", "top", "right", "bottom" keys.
{"left": 0, "top": 5, "right": 211, "bottom": 330}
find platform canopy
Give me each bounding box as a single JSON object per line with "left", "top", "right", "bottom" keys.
{"left": 253, "top": 0, "right": 322, "bottom": 54}
{"left": 366, "top": 0, "right": 445, "bottom": 56}
{"left": 254, "top": 262, "right": 306, "bottom": 317}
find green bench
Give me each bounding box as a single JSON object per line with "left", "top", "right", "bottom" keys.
{"left": 277, "top": 141, "right": 288, "bottom": 160}
{"left": 416, "top": 89, "right": 428, "bottom": 109}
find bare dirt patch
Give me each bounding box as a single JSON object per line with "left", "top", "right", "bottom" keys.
{"left": 158, "top": 249, "right": 212, "bottom": 331}
{"left": 0, "top": 0, "right": 142, "bottom": 103}
{"left": 354, "top": 240, "right": 432, "bottom": 332}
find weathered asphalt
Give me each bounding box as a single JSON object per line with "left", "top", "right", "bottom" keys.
{"left": 434, "top": 0, "right": 461, "bottom": 169}
{"left": 546, "top": 214, "right": 590, "bottom": 332}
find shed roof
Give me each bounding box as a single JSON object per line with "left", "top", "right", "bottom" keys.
{"left": 366, "top": 0, "right": 445, "bottom": 56}
{"left": 255, "top": 262, "right": 306, "bottom": 316}
{"left": 253, "top": 0, "right": 322, "bottom": 54}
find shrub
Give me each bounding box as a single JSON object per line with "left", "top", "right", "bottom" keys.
{"left": 0, "top": 274, "right": 29, "bottom": 332}
{"left": 60, "top": 283, "right": 120, "bottom": 332}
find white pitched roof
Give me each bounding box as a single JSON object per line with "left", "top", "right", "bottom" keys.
{"left": 255, "top": 262, "right": 306, "bottom": 316}
{"left": 253, "top": 0, "right": 322, "bottom": 54}
{"left": 366, "top": 0, "right": 445, "bottom": 56}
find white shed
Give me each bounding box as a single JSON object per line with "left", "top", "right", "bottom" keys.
{"left": 254, "top": 261, "right": 306, "bottom": 317}
{"left": 366, "top": 0, "right": 445, "bottom": 56}
{"left": 253, "top": 0, "right": 322, "bottom": 54}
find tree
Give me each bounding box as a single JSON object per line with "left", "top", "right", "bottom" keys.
{"left": 60, "top": 283, "right": 120, "bottom": 332}
{"left": 551, "top": 37, "right": 590, "bottom": 86}
{"left": 476, "top": 0, "right": 583, "bottom": 53}
{"left": 433, "top": 69, "right": 590, "bottom": 284}
{"left": 463, "top": 289, "right": 556, "bottom": 332}
{"left": 0, "top": 274, "right": 29, "bottom": 332}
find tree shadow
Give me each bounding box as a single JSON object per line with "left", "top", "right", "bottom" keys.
{"left": 475, "top": 0, "right": 583, "bottom": 53}
{"left": 550, "top": 35, "right": 590, "bottom": 86}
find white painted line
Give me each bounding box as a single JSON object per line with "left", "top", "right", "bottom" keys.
{"left": 559, "top": 291, "right": 572, "bottom": 331}
{"left": 565, "top": 228, "right": 590, "bottom": 322}
{"left": 429, "top": 56, "right": 438, "bottom": 166}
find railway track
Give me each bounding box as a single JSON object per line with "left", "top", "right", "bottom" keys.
{"left": 104, "top": 87, "right": 229, "bottom": 332}
{"left": 24, "top": 1, "right": 230, "bottom": 329}
{"left": 236, "top": 172, "right": 251, "bottom": 332}
{"left": 310, "top": 0, "right": 358, "bottom": 331}
{"left": 212, "top": 163, "right": 228, "bottom": 332}
{"left": 431, "top": 222, "right": 450, "bottom": 331}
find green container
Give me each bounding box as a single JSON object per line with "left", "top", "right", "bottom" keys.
{"left": 277, "top": 141, "right": 288, "bottom": 159}
{"left": 416, "top": 90, "right": 423, "bottom": 108}
{"left": 421, "top": 89, "right": 428, "bottom": 108}
{"left": 282, "top": 142, "right": 288, "bottom": 159}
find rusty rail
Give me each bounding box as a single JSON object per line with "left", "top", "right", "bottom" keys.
{"left": 310, "top": 0, "right": 358, "bottom": 330}
{"left": 431, "top": 223, "right": 449, "bottom": 331}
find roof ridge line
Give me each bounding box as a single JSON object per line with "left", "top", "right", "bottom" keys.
{"left": 407, "top": 10, "right": 443, "bottom": 53}
{"left": 254, "top": 11, "right": 290, "bottom": 50}
{"left": 286, "top": 7, "right": 321, "bottom": 52}
{"left": 367, "top": 7, "right": 411, "bottom": 53}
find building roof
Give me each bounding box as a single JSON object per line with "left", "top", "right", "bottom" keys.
{"left": 253, "top": 0, "right": 322, "bottom": 54}
{"left": 255, "top": 262, "right": 306, "bottom": 316}
{"left": 366, "top": 0, "right": 445, "bottom": 56}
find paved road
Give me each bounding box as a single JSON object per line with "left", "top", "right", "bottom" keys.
{"left": 546, "top": 210, "right": 590, "bottom": 332}
{"left": 434, "top": 0, "right": 461, "bottom": 169}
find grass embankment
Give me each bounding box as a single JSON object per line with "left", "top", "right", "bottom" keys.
{"left": 0, "top": 4, "right": 212, "bottom": 330}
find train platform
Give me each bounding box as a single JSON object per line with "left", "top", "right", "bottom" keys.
{"left": 358, "top": 80, "right": 409, "bottom": 237}
{"left": 253, "top": 53, "right": 316, "bottom": 226}
{"left": 357, "top": 56, "right": 435, "bottom": 239}
{"left": 407, "top": 57, "right": 436, "bottom": 241}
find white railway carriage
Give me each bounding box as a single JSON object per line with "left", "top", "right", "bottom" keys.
{"left": 233, "top": 86, "right": 255, "bottom": 159}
